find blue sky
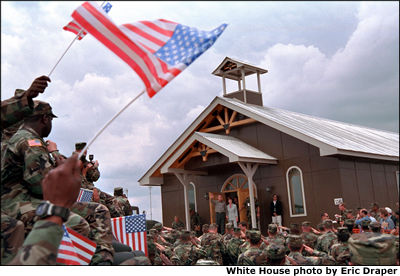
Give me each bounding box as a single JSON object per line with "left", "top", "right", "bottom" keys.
{"left": 2, "top": 1, "right": 398, "bottom": 222}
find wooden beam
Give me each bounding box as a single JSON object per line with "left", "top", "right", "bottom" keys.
{"left": 200, "top": 118, "right": 257, "bottom": 133}
{"left": 224, "top": 108, "right": 229, "bottom": 124}
{"left": 216, "top": 114, "right": 225, "bottom": 126}
{"left": 229, "top": 111, "right": 237, "bottom": 124}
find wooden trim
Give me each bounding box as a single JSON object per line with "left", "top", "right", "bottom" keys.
{"left": 200, "top": 118, "right": 256, "bottom": 133}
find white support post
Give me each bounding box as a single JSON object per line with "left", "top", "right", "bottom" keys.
{"left": 222, "top": 76, "right": 227, "bottom": 95}
{"left": 238, "top": 79, "right": 241, "bottom": 90}
{"left": 257, "top": 72, "right": 262, "bottom": 94}
{"left": 174, "top": 173, "right": 191, "bottom": 231}
{"left": 238, "top": 162, "right": 259, "bottom": 229}
{"left": 241, "top": 69, "right": 247, "bottom": 103}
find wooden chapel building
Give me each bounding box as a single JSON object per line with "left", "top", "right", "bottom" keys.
{"left": 139, "top": 57, "right": 399, "bottom": 233}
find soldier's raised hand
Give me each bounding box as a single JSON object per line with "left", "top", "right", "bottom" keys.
{"left": 26, "top": 75, "right": 51, "bottom": 99}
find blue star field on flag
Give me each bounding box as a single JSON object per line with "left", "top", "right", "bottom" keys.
{"left": 155, "top": 23, "right": 227, "bottom": 66}
{"left": 125, "top": 214, "right": 146, "bottom": 233}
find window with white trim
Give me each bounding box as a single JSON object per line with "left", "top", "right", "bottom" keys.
{"left": 286, "top": 166, "right": 307, "bottom": 217}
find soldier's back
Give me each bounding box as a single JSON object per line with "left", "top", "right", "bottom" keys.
{"left": 237, "top": 247, "right": 267, "bottom": 265}
{"left": 316, "top": 230, "right": 338, "bottom": 253}
{"left": 330, "top": 242, "right": 350, "bottom": 265}
{"left": 301, "top": 232, "right": 318, "bottom": 248}
{"left": 201, "top": 232, "right": 225, "bottom": 265}
{"left": 226, "top": 237, "right": 244, "bottom": 265}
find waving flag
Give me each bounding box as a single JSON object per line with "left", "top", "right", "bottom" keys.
{"left": 71, "top": 1, "right": 227, "bottom": 97}
{"left": 63, "top": 2, "right": 112, "bottom": 40}
{"left": 111, "top": 214, "right": 147, "bottom": 255}
{"left": 57, "top": 226, "right": 97, "bottom": 265}
{"left": 76, "top": 188, "right": 93, "bottom": 202}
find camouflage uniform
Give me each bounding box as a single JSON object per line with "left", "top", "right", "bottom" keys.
{"left": 200, "top": 231, "right": 226, "bottom": 265}
{"left": 348, "top": 232, "right": 396, "bottom": 265}
{"left": 315, "top": 220, "right": 338, "bottom": 254}
{"left": 264, "top": 243, "right": 286, "bottom": 265}
{"left": 1, "top": 214, "right": 24, "bottom": 264}
{"left": 222, "top": 223, "right": 234, "bottom": 243}
{"left": 119, "top": 256, "right": 151, "bottom": 265}
{"left": 99, "top": 190, "right": 124, "bottom": 218}
{"left": 330, "top": 242, "right": 350, "bottom": 265}
{"left": 225, "top": 230, "right": 244, "bottom": 265}
{"left": 8, "top": 220, "right": 63, "bottom": 265}
{"left": 170, "top": 231, "right": 206, "bottom": 265}
{"left": 237, "top": 230, "right": 268, "bottom": 265}
{"left": 301, "top": 232, "right": 318, "bottom": 248}
{"left": 286, "top": 235, "right": 334, "bottom": 265}
{"left": 171, "top": 220, "right": 185, "bottom": 230}
{"left": 244, "top": 197, "right": 259, "bottom": 229}
{"left": 114, "top": 187, "right": 133, "bottom": 216}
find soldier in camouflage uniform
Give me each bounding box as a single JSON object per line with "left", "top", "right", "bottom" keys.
{"left": 316, "top": 219, "right": 338, "bottom": 254}
{"left": 237, "top": 230, "right": 268, "bottom": 265}
{"left": 301, "top": 221, "right": 318, "bottom": 249}
{"left": 329, "top": 227, "right": 350, "bottom": 265}
{"left": 286, "top": 235, "right": 335, "bottom": 265}
{"left": 222, "top": 222, "right": 234, "bottom": 243}
{"left": 239, "top": 229, "right": 251, "bottom": 253}
{"left": 114, "top": 187, "right": 133, "bottom": 216}
{"left": 190, "top": 208, "right": 202, "bottom": 237}
{"left": 170, "top": 230, "right": 206, "bottom": 265}
{"left": 171, "top": 215, "right": 185, "bottom": 230}
{"left": 200, "top": 223, "right": 226, "bottom": 265}
{"left": 264, "top": 243, "right": 286, "bottom": 265}
{"left": 243, "top": 196, "right": 260, "bottom": 229}
{"left": 265, "top": 224, "right": 285, "bottom": 245}
{"left": 225, "top": 227, "right": 244, "bottom": 265}
{"left": 152, "top": 223, "right": 171, "bottom": 247}
{"left": 1, "top": 214, "right": 25, "bottom": 264}
{"left": 344, "top": 218, "right": 355, "bottom": 233}
{"left": 348, "top": 227, "right": 396, "bottom": 265}
{"left": 199, "top": 224, "right": 209, "bottom": 242}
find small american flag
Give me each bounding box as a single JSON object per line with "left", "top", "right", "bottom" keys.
{"left": 76, "top": 188, "right": 93, "bottom": 202}
{"left": 71, "top": 1, "right": 226, "bottom": 97}
{"left": 57, "top": 226, "right": 97, "bottom": 265}
{"left": 111, "top": 214, "right": 147, "bottom": 256}
{"left": 63, "top": 2, "right": 112, "bottom": 40}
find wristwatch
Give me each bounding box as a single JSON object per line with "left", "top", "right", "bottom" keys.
{"left": 36, "top": 200, "right": 70, "bottom": 222}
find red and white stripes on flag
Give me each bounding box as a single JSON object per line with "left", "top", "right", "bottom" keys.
{"left": 57, "top": 226, "right": 97, "bottom": 265}
{"left": 71, "top": 1, "right": 184, "bottom": 97}
{"left": 63, "top": 20, "right": 88, "bottom": 40}
{"left": 111, "top": 214, "right": 148, "bottom": 256}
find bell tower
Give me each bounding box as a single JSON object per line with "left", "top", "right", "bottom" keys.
{"left": 212, "top": 57, "right": 268, "bottom": 106}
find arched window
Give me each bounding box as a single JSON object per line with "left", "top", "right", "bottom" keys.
{"left": 286, "top": 166, "right": 307, "bottom": 217}
{"left": 188, "top": 182, "right": 197, "bottom": 212}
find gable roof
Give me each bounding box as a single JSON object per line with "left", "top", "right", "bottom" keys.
{"left": 160, "top": 132, "right": 277, "bottom": 174}
{"left": 139, "top": 96, "right": 399, "bottom": 186}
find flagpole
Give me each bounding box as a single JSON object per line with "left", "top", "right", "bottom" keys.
{"left": 78, "top": 89, "right": 146, "bottom": 159}
{"left": 149, "top": 186, "right": 153, "bottom": 220}
{"left": 48, "top": 1, "right": 107, "bottom": 77}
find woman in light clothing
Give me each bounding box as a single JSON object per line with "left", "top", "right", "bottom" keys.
{"left": 226, "top": 197, "right": 238, "bottom": 228}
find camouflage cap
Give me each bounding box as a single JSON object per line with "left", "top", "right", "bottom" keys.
{"left": 226, "top": 222, "right": 234, "bottom": 229}
{"left": 345, "top": 219, "right": 355, "bottom": 226}
{"left": 288, "top": 235, "right": 303, "bottom": 248}
{"left": 149, "top": 229, "right": 158, "bottom": 236}
{"left": 265, "top": 243, "right": 286, "bottom": 260}
{"left": 337, "top": 227, "right": 349, "bottom": 233}
{"left": 323, "top": 219, "right": 333, "bottom": 228}
{"left": 361, "top": 220, "right": 371, "bottom": 228}
{"left": 344, "top": 209, "right": 353, "bottom": 215}
{"left": 86, "top": 166, "right": 100, "bottom": 182}
{"left": 75, "top": 142, "right": 87, "bottom": 151}
{"left": 152, "top": 222, "right": 163, "bottom": 231}
{"left": 30, "top": 100, "right": 57, "bottom": 118}
{"left": 114, "top": 187, "right": 124, "bottom": 196}
{"left": 302, "top": 221, "right": 312, "bottom": 227}
{"left": 180, "top": 230, "right": 191, "bottom": 240}
{"left": 368, "top": 221, "right": 381, "bottom": 231}
{"left": 268, "top": 224, "right": 278, "bottom": 234}
{"left": 233, "top": 227, "right": 242, "bottom": 234}
{"left": 248, "top": 230, "right": 261, "bottom": 243}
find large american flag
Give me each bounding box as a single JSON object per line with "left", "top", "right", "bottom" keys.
{"left": 111, "top": 214, "right": 147, "bottom": 256}
{"left": 63, "top": 2, "right": 112, "bottom": 40}
{"left": 71, "top": 1, "right": 227, "bottom": 97}
{"left": 57, "top": 226, "right": 97, "bottom": 265}
{"left": 76, "top": 188, "right": 93, "bottom": 202}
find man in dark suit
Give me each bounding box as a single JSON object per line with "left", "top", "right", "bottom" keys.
{"left": 270, "top": 194, "right": 283, "bottom": 227}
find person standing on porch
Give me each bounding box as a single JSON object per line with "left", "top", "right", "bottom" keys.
{"left": 270, "top": 194, "right": 283, "bottom": 227}
{"left": 226, "top": 197, "right": 238, "bottom": 228}
{"left": 210, "top": 194, "right": 228, "bottom": 234}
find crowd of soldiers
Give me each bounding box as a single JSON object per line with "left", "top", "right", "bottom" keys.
{"left": 1, "top": 76, "right": 399, "bottom": 266}
{"left": 144, "top": 204, "right": 399, "bottom": 266}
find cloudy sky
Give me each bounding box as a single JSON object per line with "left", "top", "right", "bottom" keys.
{"left": 2, "top": 1, "right": 398, "bottom": 223}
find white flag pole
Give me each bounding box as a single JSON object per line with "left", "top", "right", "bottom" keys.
{"left": 78, "top": 89, "right": 146, "bottom": 159}
{"left": 48, "top": 1, "right": 107, "bottom": 77}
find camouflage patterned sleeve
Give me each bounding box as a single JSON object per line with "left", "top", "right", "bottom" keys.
{"left": 20, "top": 139, "right": 53, "bottom": 196}
{"left": 1, "top": 90, "right": 33, "bottom": 130}
{"left": 8, "top": 220, "right": 63, "bottom": 265}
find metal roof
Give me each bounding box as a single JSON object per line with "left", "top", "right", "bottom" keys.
{"left": 222, "top": 97, "right": 399, "bottom": 159}
{"left": 139, "top": 96, "right": 399, "bottom": 186}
